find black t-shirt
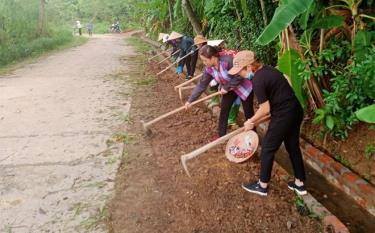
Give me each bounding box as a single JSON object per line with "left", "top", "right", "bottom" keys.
{"left": 253, "top": 65, "right": 299, "bottom": 116}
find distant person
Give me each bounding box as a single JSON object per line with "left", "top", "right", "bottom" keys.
{"left": 87, "top": 22, "right": 93, "bottom": 36}
{"left": 167, "top": 31, "right": 198, "bottom": 80}
{"left": 115, "top": 21, "right": 121, "bottom": 32}
{"left": 76, "top": 21, "right": 82, "bottom": 36}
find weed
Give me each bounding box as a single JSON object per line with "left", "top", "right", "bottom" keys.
{"left": 111, "top": 132, "right": 134, "bottom": 143}
{"left": 79, "top": 205, "right": 109, "bottom": 231}
{"left": 294, "top": 196, "right": 310, "bottom": 217}
{"left": 365, "top": 144, "right": 375, "bottom": 160}
{"left": 334, "top": 154, "right": 351, "bottom": 168}
{"left": 134, "top": 78, "right": 155, "bottom": 86}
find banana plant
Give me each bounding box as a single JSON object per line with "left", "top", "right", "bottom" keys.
{"left": 256, "top": 0, "right": 314, "bottom": 45}
{"left": 277, "top": 48, "right": 307, "bottom": 109}
{"left": 326, "top": 0, "right": 375, "bottom": 46}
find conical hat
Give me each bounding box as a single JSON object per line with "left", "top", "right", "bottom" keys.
{"left": 225, "top": 130, "right": 259, "bottom": 163}
{"left": 167, "top": 31, "right": 183, "bottom": 41}
{"left": 194, "top": 35, "right": 207, "bottom": 45}
{"left": 207, "top": 39, "right": 225, "bottom": 47}
{"left": 158, "top": 33, "right": 169, "bottom": 41}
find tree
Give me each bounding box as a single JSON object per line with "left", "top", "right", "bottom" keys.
{"left": 38, "top": 0, "right": 47, "bottom": 36}
{"left": 182, "top": 0, "right": 202, "bottom": 35}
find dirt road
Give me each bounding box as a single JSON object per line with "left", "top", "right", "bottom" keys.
{"left": 0, "top": 34, "right": 132, "bottom": 232}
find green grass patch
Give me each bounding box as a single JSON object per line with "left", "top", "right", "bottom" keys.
{"left": 134, "top": 77, "right": 156, "bottom": 86}
{"left": 0, "top": 33, "right": 88, "bottom": 75}
{"left": 125, "top": 37, "right": 152, "bottom": 53}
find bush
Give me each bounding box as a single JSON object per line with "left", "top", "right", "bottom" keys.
{"left": 0, "top": 28, "right": 73, "bottom": 67}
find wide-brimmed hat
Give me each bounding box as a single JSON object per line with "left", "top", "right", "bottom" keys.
{"left": 158, "top": 33, "right": 169, "bottom": 41}
{"left": 225, "top": 130, "right": 259, "bottom": 163}
{"left": 194, "top": 35, "right": 207, "bottom": 45}
{"left": 228, "top": 50, "right": 256, "bottom": 75}
{"left": 207, "top": 39, "right": 224, "bottom": 47}
{"left": 167, "top": 31, "right": 183, "bottom": 41}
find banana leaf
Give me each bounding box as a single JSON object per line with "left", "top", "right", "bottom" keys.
{"left": 355, "top": 104, "right": 375, "bottom": 124}
{"left": 277, "top": 48, "right": 307, "bottom": 108}
{"left": 256, "top": 0, "right": 314, "bottom": 45}
{"left": 311, "top": 15, "right": 344, "bottom": 29}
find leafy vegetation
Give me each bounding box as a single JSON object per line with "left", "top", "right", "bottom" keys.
{"left": 1, "top": 0, "right": 374, "bottom": 140}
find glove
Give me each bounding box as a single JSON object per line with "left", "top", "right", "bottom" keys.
{"left": 176, "top": 65, "right": 183, "bottom": 74}
{"left": 209, "top": 79, "right": 218, "bottom": 87}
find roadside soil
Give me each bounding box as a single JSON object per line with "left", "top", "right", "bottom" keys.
{"left": 108, "top": 38, "right": 321, "bottom": 233}
{"left": 302, "top": 120, "right": 375, "bottom": 185}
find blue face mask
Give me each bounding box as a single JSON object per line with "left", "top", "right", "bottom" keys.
{"left": 245, "top": 72, "right": 254, "bottom": 80}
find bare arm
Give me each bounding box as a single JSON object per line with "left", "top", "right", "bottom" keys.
{"left": 244, "top": 101, "right": 271, "bottom": 130}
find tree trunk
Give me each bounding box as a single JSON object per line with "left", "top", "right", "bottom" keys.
{"left": 38, "top": 0, "right": 47, "bottom": 36}
{"left": 259, "top": 0, "right": 268, "bottom": 26}
{"left": 167, "top": 0, "right": 174, "bottom": 28}
{"left": 181, "top": 0, "right": 202, "bottom": 35}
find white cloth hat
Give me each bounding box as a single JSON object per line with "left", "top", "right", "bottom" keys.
{"left": 207, "top": 40, "right": 225, "bottom": 47}
{"left": 162, "top": 34, "right": 169, "bottom": 43}
{"left": 158, "top": 33, "right": 169, "bottom": 41}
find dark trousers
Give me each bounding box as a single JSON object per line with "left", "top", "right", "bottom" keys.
{"left": 179, "top": 51, "right": 198, "bottom": 77}
{"left": 260, "top": 102, "right": 306, "bottom": 183}
{"left": 219, "top": 91, "right": 254, "bottom": 136}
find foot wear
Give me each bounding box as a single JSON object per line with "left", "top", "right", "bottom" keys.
{"left": 242, "top": 181, "right": 268, "bottom": 196}
{"left": 287, "top": 181, "right": 307, "bottom": 195}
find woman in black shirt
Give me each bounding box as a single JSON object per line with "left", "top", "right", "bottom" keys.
{"left": 228, "top": 50, "right": 307, "bottom": 197}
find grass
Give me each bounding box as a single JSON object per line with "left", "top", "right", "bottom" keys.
{"left": 365, "top": 143, "right": 375, "bottom": 160}
{"left": 111, "top": 132, "right": 134, "bottom": 143}
{"left": 77, "top": 205, "right": 109, "bottom": 231}
{"left": 125, "top": 37, "right": 152, "bottom": 53}
{"left": 0, "top": 35, "right": 88, "bottom": 76}
{"left": 134, "top": 77, "right": 156, "bottom": 86}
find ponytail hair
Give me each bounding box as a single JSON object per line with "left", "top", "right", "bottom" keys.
{"left": 199, "top": 45, "right": 219, "bottom": 59}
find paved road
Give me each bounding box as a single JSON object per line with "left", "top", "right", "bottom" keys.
{"left": 0, "top": 34, "right": 134, "bottom": 232}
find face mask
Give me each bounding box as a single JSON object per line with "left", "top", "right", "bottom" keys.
{"left": 245, "top": 72, "right": 254, "bottom": 80}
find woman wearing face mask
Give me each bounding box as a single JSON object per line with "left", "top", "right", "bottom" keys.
{"left": 228, "top": 50, "right": 306, "bottom": 197}
{"left": 185, "top": 45, "right": 254, "bottom": 138}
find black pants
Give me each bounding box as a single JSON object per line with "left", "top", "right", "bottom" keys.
{"left": 260, "top": 101, "right": 306, "bottom": 183}
{"left": 218, "top": 91, "right": 254, "bottom": 136}
{"left": 179, "top": 50, "right": 198, "bottom": 77}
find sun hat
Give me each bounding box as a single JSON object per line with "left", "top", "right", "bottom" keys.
{"left": 194, "top": 35, "right": 208, "bottom": 45}
{"left": 158, "top": 33, "right": 169, "bottom": 41}
{"left": 228, "top": 50, "right": 256, "bottom": 75}
{"left": 225, "top": 130, "right": 259, "bottom": 163}
{"left": 167, "top": 31, "right": 183, "bottom": 41}
{"left": 207, "top": 39, "right": 225, "bottom": 47}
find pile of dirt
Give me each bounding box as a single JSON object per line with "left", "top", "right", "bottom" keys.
{"left": 108, "top": 50, "right": 321, "bottom": 232}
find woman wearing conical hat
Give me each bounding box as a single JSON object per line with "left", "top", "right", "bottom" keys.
{"left": 167, "top": 31, "right": 198, "bottom": 80}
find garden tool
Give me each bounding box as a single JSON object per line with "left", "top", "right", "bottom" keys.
{"left": 178, "top": 85, "right": 196, "bottom": 101}
{"left": 180, "top": 127, "right": 245, "bottom": 177}
{"left": 141, "top": 92, "right": 221, "bottom": 136}
{"left": 157, "top": 49, "right": 180, "bottom": 65}
{"left": 156, "top": 50, "right": 194, "bottom": 76}
{"left": 148, "top": 49, "right": 171, "bottom": 62}
{"left": 174, "top": 73, "right": 202, "bottom": 91}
